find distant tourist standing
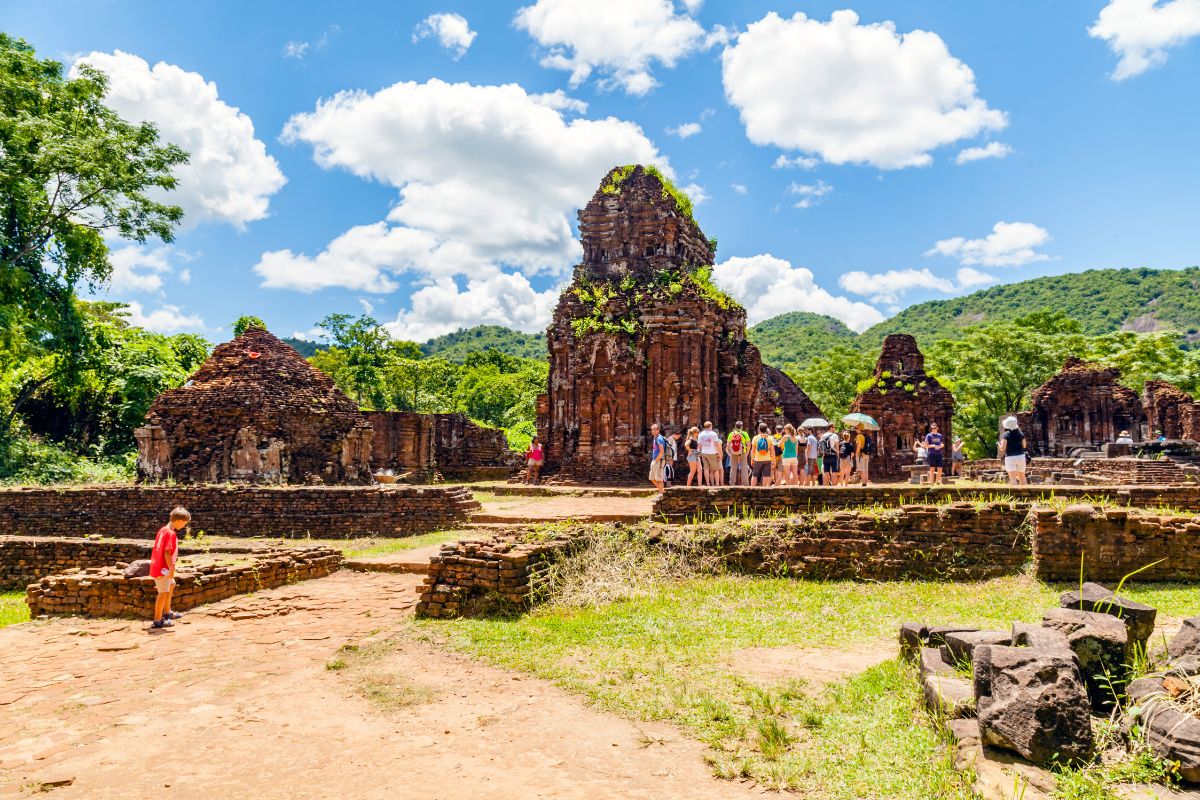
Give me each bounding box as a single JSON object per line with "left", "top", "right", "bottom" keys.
{"left": 151, "top": 506, "right": 190, "bottom": 629}
{"left": 924, "top": 422, "right": 945, "bottom": 485}
{"left": 779, "top": 424, "right": 800, "bottom": 485}
{"left": 525, "top": 436, "right": 544, "bottom": 484}
{"left": 684, "top": 426, "right": 702, "bottom": 487}
{"left": 820, "top": 426, "right": 841, "bottom": 485}
{"left": 751, "top": 423, "right": 774, "bottom": 486}
{"left": 1115, "top": 430, "right": 1134, "bottom": 445}
{"left": 726, "top": 421, "right": 750, "bottom": 486}
{"left": 951, "top": 437, "right": 965, "bottom": 476}
{"left": 649, "top": 423, "right": 669, "bottom": 494}
{"left": 998, "top": 416, "right": 1027, "bottom": 485}
{"left": 804, "top": 427, "right": 820, "bottom": 486}
{"left": 838, "top": 431, "right": 854, "bottom": 485}
{"left": 698, "top": 421, "right": 724, "bottom": 486}
{"left": 854, "top": 425, "right": 871, "bottom": 485}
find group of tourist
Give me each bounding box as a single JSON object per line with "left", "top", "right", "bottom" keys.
{"left": 649, "top": 420, "right": 875, "bottom": 493}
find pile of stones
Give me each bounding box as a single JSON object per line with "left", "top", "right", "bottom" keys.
{"left": 901, "top": 582, "right": 1200, "bottom": 787}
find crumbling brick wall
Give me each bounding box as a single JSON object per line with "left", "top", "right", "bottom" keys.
{"left": 1018, "top": 358, "right": 1145, "bottom": 456}
{"left": 848, "top": 334, "right": 954, "bottom": 480}
{"left": 0, "top": 485, "right": 479, "bottom": 539}
{"left": 1031, "top": 505, "right": 1200, "bottom": 581}
{"left": 25, "top": 546, "right": 343, "bottom": 617}
{"left": 1142, "top": 380, "right": 1200, "bottom": 440}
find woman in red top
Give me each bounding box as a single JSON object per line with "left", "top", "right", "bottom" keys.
{"left": 525, "top": 436, "right": 544, "bottom": 484}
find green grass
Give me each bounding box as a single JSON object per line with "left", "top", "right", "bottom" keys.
{"left": 422, "top": 573, "right": 1198, "bottom": 796}
{"left": 340, "top": 530, "right": 465, "bottom": 559}
{"left": 1, "top": 591, "right": 30, "bottom": 628}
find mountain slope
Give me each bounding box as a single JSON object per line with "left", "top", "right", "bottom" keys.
{"left": 747, "top": 312, "right": 857, "bottom": 374}
{"left": 862, "top": 266, "right": 1200, "bottom": 343}
{"left": 421, "top": 325, "right": 547, "bottom": 361}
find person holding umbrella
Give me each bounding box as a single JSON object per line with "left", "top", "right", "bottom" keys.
{"left": 843, "top": 413, "right": 878, "bottom": 485}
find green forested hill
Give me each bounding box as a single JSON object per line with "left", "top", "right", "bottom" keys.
{"left": 747, "top": 311, "right": 857, "bottom": 373}
{"left": 421, "top": 325, "right": 547, "bottom": 361}
{"left": 862, "top": 267, "right": 1200, "bottom": 343}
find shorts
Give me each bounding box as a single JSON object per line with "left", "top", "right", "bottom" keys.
{"left": 823, "top": 455, "right": 839, "bottom": 473}
{"left": 805, "top": 458, "right": 819, "bottom": 475}
{"left": 527, "top": 458, "right": 543, "bottom": 467}
{"left": 1003, "top": 455, "right": 1026, "bottom": 473}
{"left": 952, "top": 452, "right": 965, "bottom": 462}
{"left": 857, "top": 455, "right": 869, "bottom": 471}
{"left": 686, "top": 454, "right": 699, "bottom": 463}
{"left": 701, "top": 453, "right": 722, "bottom": 472}
{"left": 927, "top": 452, "right": 944, "bottom": 468}
{"left": 752, "top": 460, "right": 772, "bottom": 481}
{"left": 649, "top": 461, "right": 666, "bottom": 482}
{"left": 781, "top": 457, "right": 799, "bottom": 467}
{"left": 153, "top": 576, "right": 175, "bottom": 594}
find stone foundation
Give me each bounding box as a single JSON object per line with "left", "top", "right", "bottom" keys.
{"left": 0, "top": 485, "right": 480, "bottom": 539}
{"left": 415, "top": 535, "right": 578, "bottom": 618}
{"left": 25, "top": 546, "right": 343, "bottom": 617}
{"left": 1031, "top": 505, "right": 1200, "bottom": 581}
{"left": 654, "top": 485, "right": 1200, "bottom": 521}
{"left": 965, "top": 456, "right": 1196, "bottom": 485}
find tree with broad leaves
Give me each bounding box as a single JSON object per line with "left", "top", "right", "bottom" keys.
{"left": 0, "top": 34, "right": 187, "bottom": 439}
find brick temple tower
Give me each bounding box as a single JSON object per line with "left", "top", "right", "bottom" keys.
{"left": 536, "top": 165, "right": 820, "bottom": 480}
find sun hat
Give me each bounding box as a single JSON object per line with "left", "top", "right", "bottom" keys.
{"left": 1002, "top": 416, "right": 1019, "bottom": 430}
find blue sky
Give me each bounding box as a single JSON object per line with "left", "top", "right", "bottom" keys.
{"left": 7, "top": 0, "right": 1200, "bottom": 340}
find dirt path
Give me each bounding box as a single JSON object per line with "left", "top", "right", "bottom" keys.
{"left": 0, "top": 572, "right": 758, "bottom": 799}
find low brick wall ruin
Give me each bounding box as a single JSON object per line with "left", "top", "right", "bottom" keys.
{"left": 1032, "top": 505, "right": 1200, "bottom": 582}
{"left": 0, "top": 485, "right": 479, "bottom": 539}
{"left": 25, "top": 546, "right": 343, "bottom": 617}
{"left": 415, "top": 535, "right": 577, "bottom": 618}
{"left": 654, "top": 485, "right": 1200, "bottom": 522}
{"left": 0, "top": 536, "right": 254, "bottom": 590}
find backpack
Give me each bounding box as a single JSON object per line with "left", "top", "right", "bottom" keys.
{"left": 665, "top": 437, "right": 678, "bottom": 462}
{"left": 754, "top": 435, "right": 770, "bottom": 454}
{"left": 840, "top": 439, "right": 854, "bottom": 459}
{"left": 818, "top": 433, "right": 836, "bottom": 458}
{"left": 729, "top": 431, "right": 743, "bottom": 453}
{"left": 862, "top": 435, "right": 875, "bottom": 456}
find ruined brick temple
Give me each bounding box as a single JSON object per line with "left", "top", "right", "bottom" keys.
{"left": 536, "top": 165, "right": 821, "bottom": 480}
{"left": 1015, "top": 357, "right": 1144, "bottom": 456}
{"left": 848, "top": 334, "right": 954, "bottom": 480}
{"left": 1142, "top": 379, "right": 1200, "bottom": 441}
{"left": 136, "top": 327, "right": 513, "bottom": 484}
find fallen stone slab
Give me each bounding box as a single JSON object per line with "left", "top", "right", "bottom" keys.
{"left": 1060, "top": 582, "right": 1157, "bottom": 650}
{"left": 920, "top": 647, "right": 958, "bottom": 679}
{"left": 941, "top": 630, "right": 1012, "bottom": 667}
{"left": 1126, "top": 666, "right": 1200, "bottom": 785}
{"left": 1011, "top": 622, "right": 1072, "bottom": 651}
{"left": 899, "top": 622, "right": 980, "bottom": 662}
{"left": 1169, "top": 616, "right": 1200, "bottom": 661}
{"left": 924, "top": 674, "right": 975, "bottom": 719}
{"left": 974, "top": 643, "right": 1093, "bottom": 766}
{"left": 1043, "top": 607, "right": 1130, "bottom": 710}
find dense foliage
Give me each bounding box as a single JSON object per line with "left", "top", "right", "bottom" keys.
{"left": 421, "top": 325, "right": 546, "bottom": 361}
{"left": 748, "top": 312, "right": 858, "bottom": 375}
{"left": 306, "top": 314, "right": 546, "bottom": 453}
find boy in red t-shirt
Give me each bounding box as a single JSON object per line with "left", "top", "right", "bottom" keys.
{"left": 150, "top": 506, "right": 190, "bottom": 629}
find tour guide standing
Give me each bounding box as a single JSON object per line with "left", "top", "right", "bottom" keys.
{"left": 649, "top": 423, "right": 669, "bottom": 495}
{"left": 726, "top": 420, "right": 750, "bottom": 486}
{"left": 854, "top": 424, "right": 871, "bottom": 485}
{"left": 697, "top": 421, "right": 724, "bottom": 487}
{"left": 924, "top": 422, "right": 945, "bottom": 485}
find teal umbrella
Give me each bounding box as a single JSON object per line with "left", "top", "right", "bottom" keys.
{"left": 842, "top": 413, "right": 880, "bottom": 430}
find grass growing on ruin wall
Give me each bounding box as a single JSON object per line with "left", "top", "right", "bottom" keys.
{"left": 0, "top": 592, "right": 30, "bottom": 628}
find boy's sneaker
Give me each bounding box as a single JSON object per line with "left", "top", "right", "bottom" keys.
{"left": 160, "top": 618, "right": 174, "bottom": 627}
{"left": 166, "top": 611, "right": 183, "bottom": 620}
{"left": 151, "top": 619, "right": 165, "bottom": 629}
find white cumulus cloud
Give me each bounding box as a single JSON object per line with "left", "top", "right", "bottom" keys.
{"left": 107, "top": 244, "right": 175, "bottom": 293}
{"left": 731, "top": 183, "right": 748, "bottom": 195}
{"left": 838, "top": 266, "right": 996, "bottom": 307}
{"left": 712, "top": 254, "right": 885, "bottom": 331}
{"left": 773, "top": 154, "right": 819, "bottom": 170}
{"left": 120, "top": 301, "right": 205, "bottom": 333}
{"left": 667, "top": 121, "right": 702, "bottom": 138}
{"left": 721, "top": 10, "right": 1007, "bottom": 169}
{"left": 384, "top": 273, "right": 560, "bottom": 341}
{"left": 514, "top": 0, "right": 713, "bottom": 95}
{"left": 1089, "top": 0, "right": 1200, "bottom": 79}
{"left": 788, "top": 180, "right": 833, "bottom": 209}
{"left": 72, "top": 51, "right": 286, "bottom": 229}
{"left": 413, "top": 12, "right": 477, "bottom": 60}
{"left": 926, "top": 221, "right": 1051, "bottom": 267}
{"left": 270, "top": 79, "right": 666, "bottom": 291}
{"left": 955, "top": 142, "right": 1013, "bottom": 164}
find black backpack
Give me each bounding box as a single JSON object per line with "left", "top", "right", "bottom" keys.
{"left": 862, "top": 435, "right": 875, "bottom": 456}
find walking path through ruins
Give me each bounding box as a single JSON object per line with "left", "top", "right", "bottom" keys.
{"left": 0, "top": 571, "right": 761, "bottom": 799}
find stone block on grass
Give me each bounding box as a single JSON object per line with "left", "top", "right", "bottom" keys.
{"left": 1043, "top": 607, "right": 1131, "bottom": 710}
{"left": 1060, "top": 582, "right": 1156, "bottom": 650}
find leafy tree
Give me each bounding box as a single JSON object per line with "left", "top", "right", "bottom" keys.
{"left": 0, "top": 35, "right": 187, "bottom": 439}
{"left": 792, "top": 344, "right": 876, "bottom": 423}
{"left": 232, "top": 315, "right": 266, "bottom": 336}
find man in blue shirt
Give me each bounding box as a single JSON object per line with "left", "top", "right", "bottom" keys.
{"left": 924, "top": 422, "right": 945, "bottom": 485}
{"left": 649, "top": 423, "right": 669, "bottom": 494}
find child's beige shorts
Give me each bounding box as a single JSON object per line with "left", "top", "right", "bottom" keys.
{"left": 153, "top": 576, "right": 175, "bottom": 593}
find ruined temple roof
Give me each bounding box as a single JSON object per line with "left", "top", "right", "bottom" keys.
{"left": 857, "top": 334, "right": 954, "bottom": 403}
{"left": 577, "top": 165, "right": 713, "bottom": 278}
{"left": 146, "top": 327, "right": 362, "bottom": 421}
{"left": 1030, "top": 357, "right": 1138, "bottom": 406}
